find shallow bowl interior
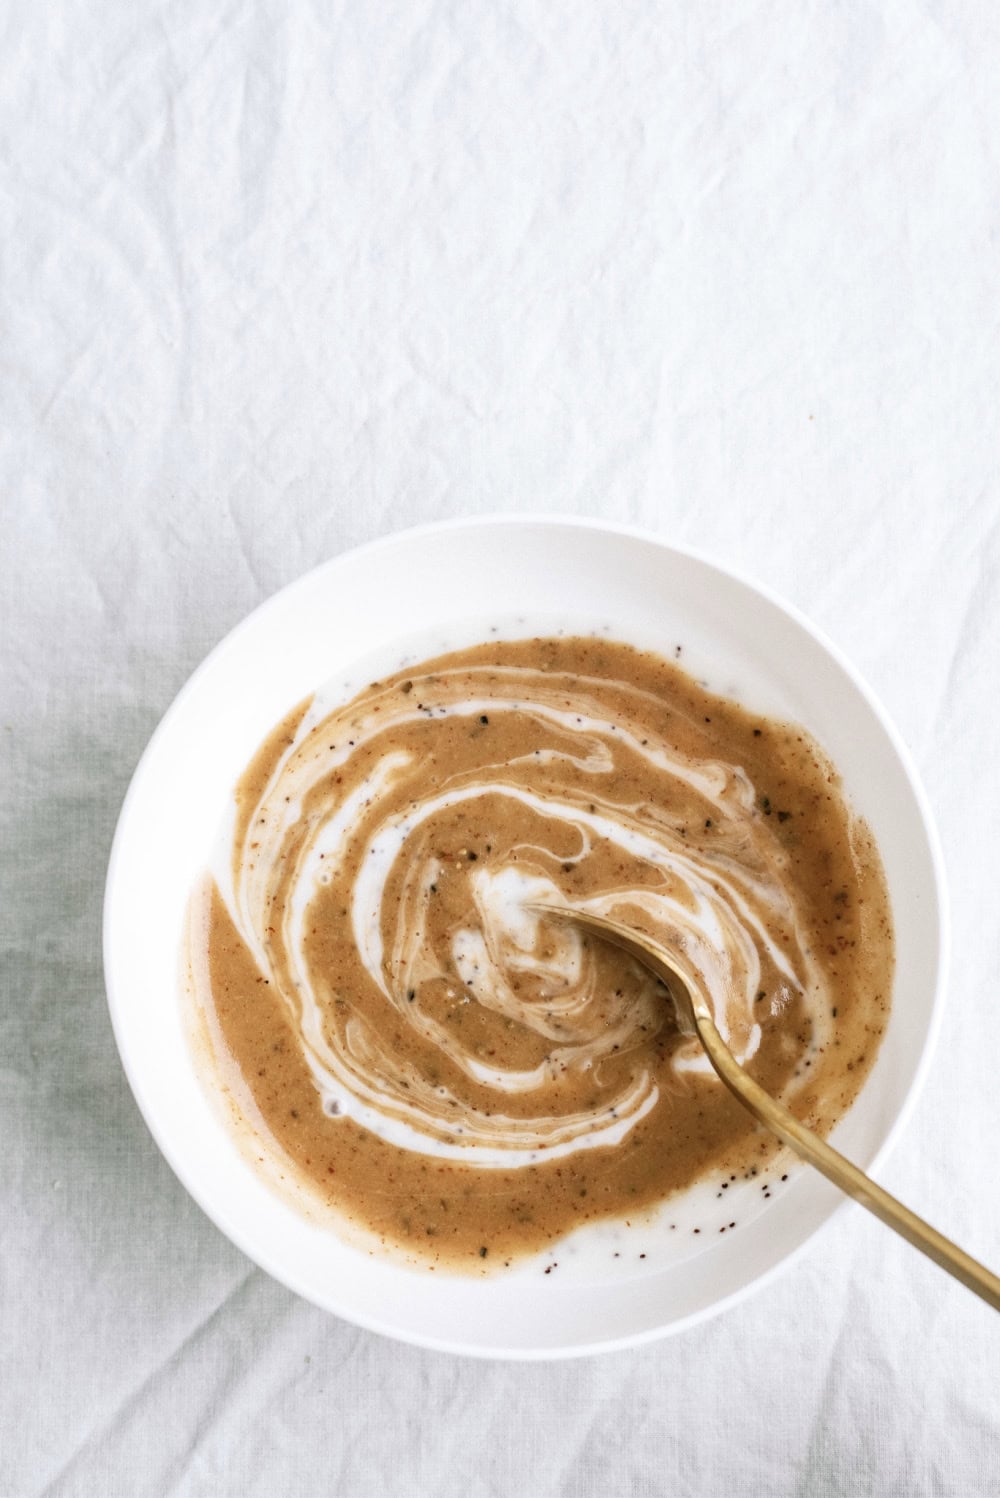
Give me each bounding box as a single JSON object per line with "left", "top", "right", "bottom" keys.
{"left": 104, "top": 517, "right": 946, "bottom": 1358}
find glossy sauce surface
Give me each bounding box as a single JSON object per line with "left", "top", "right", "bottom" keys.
{"left": 186, "top": 636, "right": 893, "bottom": 1269}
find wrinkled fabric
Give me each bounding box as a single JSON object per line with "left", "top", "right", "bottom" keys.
{"left": 2, "top": 0, "right": 999, "bottom": 1493}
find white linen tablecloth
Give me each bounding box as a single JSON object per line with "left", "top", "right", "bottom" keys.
{"left": 2, "top": 1, "right": 999, "bottom": 1493}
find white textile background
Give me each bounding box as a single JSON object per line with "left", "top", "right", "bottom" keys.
{"left": 2, "top": 1, "right": 999, "bottom": 1493}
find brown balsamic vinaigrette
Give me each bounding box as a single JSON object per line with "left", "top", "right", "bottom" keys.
{"left": 186, "top": 636, "right": 893, "bottom": 1270}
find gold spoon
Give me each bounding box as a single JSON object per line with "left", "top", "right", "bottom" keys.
{"left": 538, "top": 904, "right": 1000, "bottom": 1312}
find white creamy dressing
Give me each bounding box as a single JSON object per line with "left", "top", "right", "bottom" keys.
{"left": 212, "top": 624, "right": 828, "bottom": 1193}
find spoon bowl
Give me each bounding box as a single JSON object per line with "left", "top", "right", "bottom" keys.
{"left": 105, "top": 516, "right": 949, "bottom": 1354}
{"left": 536, "top": 902, "right": 1000, "bottom": 1313}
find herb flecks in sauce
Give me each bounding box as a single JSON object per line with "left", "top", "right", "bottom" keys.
{"left": 186, "top": 637, "right": 893, "bottom": 1270}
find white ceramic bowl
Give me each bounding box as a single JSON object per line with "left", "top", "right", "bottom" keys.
{"left": 103, "top": 517, "right": 946, "bottom": 1358}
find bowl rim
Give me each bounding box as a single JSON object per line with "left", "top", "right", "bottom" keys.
{"left": 103, "top": 512, "right": 949, "bottom": 1359}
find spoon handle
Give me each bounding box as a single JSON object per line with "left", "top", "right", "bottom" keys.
{"left": 696, "top": 1012, "right": 1000, "bottom": 1312}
